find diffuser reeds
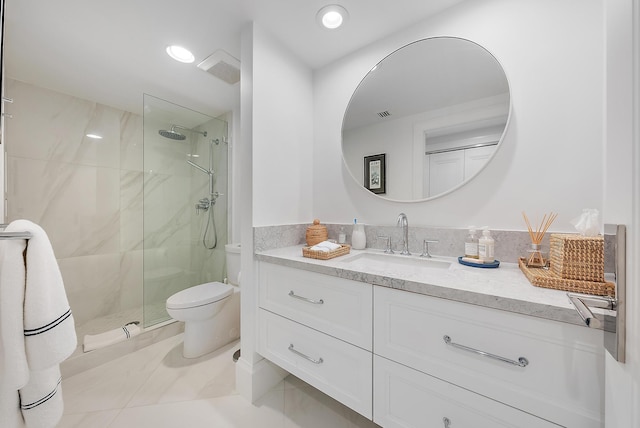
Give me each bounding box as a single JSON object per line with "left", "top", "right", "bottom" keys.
{"left": 522, "top": 211, "right": 558, "bottom": 267}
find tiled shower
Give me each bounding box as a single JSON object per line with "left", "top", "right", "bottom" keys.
{"left": 4, "top": 80, "right": 228, "bottom": 348}
{"left": 142, "top": 94, "right": 229, "bottom": 327}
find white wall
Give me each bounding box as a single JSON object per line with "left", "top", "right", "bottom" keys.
{"left": 252, "top": 26, "right": 314, "bottom": 226}
{"left": 1, "top": 133, "right": 4, "bottom": 224}
{"left": 1, "top": 0, "right": 4, "bottom": 224}
{"left": 229, "top": 105, "right": 242, "bottom": 243}
{"left": 603, "top": 0, "right": 640, "bottom": 426}
{"left": 313, "top": 0, "right": 604, "bottom": 231}
{"left": 238, "top": 23, "right": 314, "bottom": 401}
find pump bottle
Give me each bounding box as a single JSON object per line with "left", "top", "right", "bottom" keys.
{"left": 478, "top": 228, "right": 495, "bottom": 263}
{"left": 464, "top": 227, "right": 479, "bottom": 259}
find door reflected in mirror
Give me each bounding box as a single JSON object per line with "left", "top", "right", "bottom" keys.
{"left": 342, "top": 37, "right": 510, "bottom": 202}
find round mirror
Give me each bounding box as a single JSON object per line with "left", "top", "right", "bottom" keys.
{"left": 342, "top": 37, "right": 510, "bottom": 202}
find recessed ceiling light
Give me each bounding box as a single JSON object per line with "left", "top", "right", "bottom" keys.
{"left": 86, "top": 133, "right": 103, "bottom": 139}
{"left": 316, "top": 5, "right": 349, "bottom": 29}
{"left": 166, "top": 45, "right": 195, "bottom": 63}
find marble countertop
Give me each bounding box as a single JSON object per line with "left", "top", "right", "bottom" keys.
{"left": 255, "top": 246, "right": 596, "bottom": 328}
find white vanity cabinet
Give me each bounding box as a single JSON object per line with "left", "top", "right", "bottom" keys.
{"left": 374, "top": 355, "right": 558, "bottom": 427}
{"left": 259, "top": 263, "right": 372, "bottom": 349}
{"left": 257, "top": 263, "right": 373, "bottom": 418}
{"left": 374, "top": 286, "right": 604, "bottom": 428}
{"left": 256, "top": 261, "right": 604, "bottom": 428}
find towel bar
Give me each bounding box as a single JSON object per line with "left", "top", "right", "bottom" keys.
{"left": 0, "top": 224, "right": 32, "bottom": 240}
{"left": 567, "top": 224, "right": 626, "bottom": 363}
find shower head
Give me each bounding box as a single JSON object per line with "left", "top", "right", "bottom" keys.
{"left": 158, "top": 128, "right": 186, "bottom": 140}
{"left": 159, "top": 124, "right": 207, "bottom": 140}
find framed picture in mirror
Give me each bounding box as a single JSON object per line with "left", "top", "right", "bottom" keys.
{"left": 364, "top": 153, "right": 386, "bottom": 194}
{"left": 342, "top": 37, "right": 510, "bottom": 202}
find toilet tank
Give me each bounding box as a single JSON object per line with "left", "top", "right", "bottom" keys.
{"left": 225, "top": 243, "right": 241, "bottom": 285}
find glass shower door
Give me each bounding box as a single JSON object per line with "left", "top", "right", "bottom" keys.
{"left": 142, "top": 94, "right": 228, "bottom": 327}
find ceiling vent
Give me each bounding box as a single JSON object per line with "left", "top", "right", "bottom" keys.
{"left": 197, "top": 49, "right": 241, "bottom": 85}
{"left": 377, "top": 110, "right": 391, "bottom": 118}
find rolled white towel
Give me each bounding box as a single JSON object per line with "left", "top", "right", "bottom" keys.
{"left": 83, "top": 323, "right": 141, "bottom": 353}
{"left": 310, "top": 241, "right": 341, "bottom": 252}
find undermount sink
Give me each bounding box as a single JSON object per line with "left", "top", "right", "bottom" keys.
{"left": 341, "top": 252, "right": 452, "bottom": 272}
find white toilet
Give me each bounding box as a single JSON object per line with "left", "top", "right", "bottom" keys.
{"left": 166, "top": 243, "right": 241, "bottom": 358}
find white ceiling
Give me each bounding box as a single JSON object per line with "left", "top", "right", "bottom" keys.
{"left": 4, "top": 0, "right": 463, "bottom": 117}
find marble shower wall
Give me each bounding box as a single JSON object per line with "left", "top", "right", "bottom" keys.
{"left": 189, "top": 119, "right": 229, "bottom": 286}
{"left": 5, "top": 79, "right": 144, "bottom": 326}
{"left": 142, "top": 108, "right": 228, "bottom": 326}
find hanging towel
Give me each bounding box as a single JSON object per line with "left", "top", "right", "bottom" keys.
{"left": 0, "top": 220, "right": 77, "bottom": 428}
{"left": 83, "top": 323, "right": 142, "bottom": 352}
{"left": 18, "top": 366, "right": 64, "bottom": 428}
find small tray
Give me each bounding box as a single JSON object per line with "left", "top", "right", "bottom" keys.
{"left": 458, "top": 256, "right": 500, "bottom": 268}
{"left": 302, "top": 244, "right": 351, "bottom": 260}
{"left": 518, "top": 258, "right": 615, "bottom": 297}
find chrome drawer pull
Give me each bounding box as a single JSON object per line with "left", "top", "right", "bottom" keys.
{"left": 288, "top": 290, "right": 324, "bottom": 305}
{"left": 288, "top": 344, "right": 324, "bottom": 364}
{"left": 443, "top": 335, "right": 529, "bottom": 368}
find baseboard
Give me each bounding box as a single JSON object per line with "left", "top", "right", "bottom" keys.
{"left": 236, "top": 355, "right": 288, "bottom": 403}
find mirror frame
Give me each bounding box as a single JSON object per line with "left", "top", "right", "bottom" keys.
{"left": 341, "top": 36, "right": 512, "bottom": 203}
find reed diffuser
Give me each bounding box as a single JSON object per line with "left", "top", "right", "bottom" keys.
{"left": 522, "top": 211, "right": 558, "bottom": 268}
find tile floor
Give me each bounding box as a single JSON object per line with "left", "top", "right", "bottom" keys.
{"left": 59, "top": 334, "right": 380, "bottom": 428}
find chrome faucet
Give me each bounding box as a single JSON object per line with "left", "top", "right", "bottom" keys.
{"left": 396, "top": 213, "right": 410, "bottom": 255}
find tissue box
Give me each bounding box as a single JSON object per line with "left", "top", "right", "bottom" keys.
{"left": 549, "top": 233, "right": 604, "bottom": 282}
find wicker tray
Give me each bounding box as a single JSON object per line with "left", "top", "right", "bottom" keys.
{"left": 302, "top": 244, "right": 351, "bottom": 260}
{"left": 518, "top": 258, "right": 615, "bottom": 297}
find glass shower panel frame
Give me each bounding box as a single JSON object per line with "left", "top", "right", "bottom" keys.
{"left": 142, "top": 94, "right": 228, "bottom": 328}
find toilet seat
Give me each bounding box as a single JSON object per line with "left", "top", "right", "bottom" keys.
{"left": 166, "top": 282, "right": 233, "bottom": 310}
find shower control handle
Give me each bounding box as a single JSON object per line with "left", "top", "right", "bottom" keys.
{"left": 195, "top": 198, "right": 211, "bottom": 214}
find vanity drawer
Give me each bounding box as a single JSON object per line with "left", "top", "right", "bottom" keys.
{"left": 374, "top": 355, "right": 558, "bottom": 428}
{"left": 374, "top": 286, "right": 604, "bottom": 428}
{"left": 258, "top": 309, "right": 372, "bottom": 418}
{"left": 259, "top": 262, "right": 373, "bottom": 350}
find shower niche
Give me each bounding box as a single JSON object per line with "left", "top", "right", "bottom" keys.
{"left": 143, "top": 94, "right": 229, "bottom": 327}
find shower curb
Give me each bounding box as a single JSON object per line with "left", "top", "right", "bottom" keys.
{"left": 61, "top": 320, "right": 184, "bottom": 379}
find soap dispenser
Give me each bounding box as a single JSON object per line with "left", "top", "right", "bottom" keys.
{"left": 478, "top": 228, "right": 495, "bottom": 263}
{"left": 338, "top": 227, "right": 346, "bottom": 244}
{"left": 464, "top": 227, "right": 479, "bottom": 259}
{"left": 351, "top": 219, "right": 366, "bottom": 250}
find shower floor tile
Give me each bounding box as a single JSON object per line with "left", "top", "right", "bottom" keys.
{"left": 59, "top": 334, "right": 380, "bottom": 428}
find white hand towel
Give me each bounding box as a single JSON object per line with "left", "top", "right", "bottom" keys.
{"left": 0, "top": 220, "right": 77, "bottom": 428}
{"left": 15, "top": 220, "right": 77, "bottom": 370}
{"left": 0, "top": 233, "right": 30, "bottom": 390}
{"left": 18, "top": 366, "right": 63, "bottom": 428}
{"left": 0, "top": 380, "right": 26, "bottom": 428}
{"left": 83, "top": 323, "right": 142, "bottom": 352}
{"left": 310, "top": 241, "right": 341, "bottom": 252}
